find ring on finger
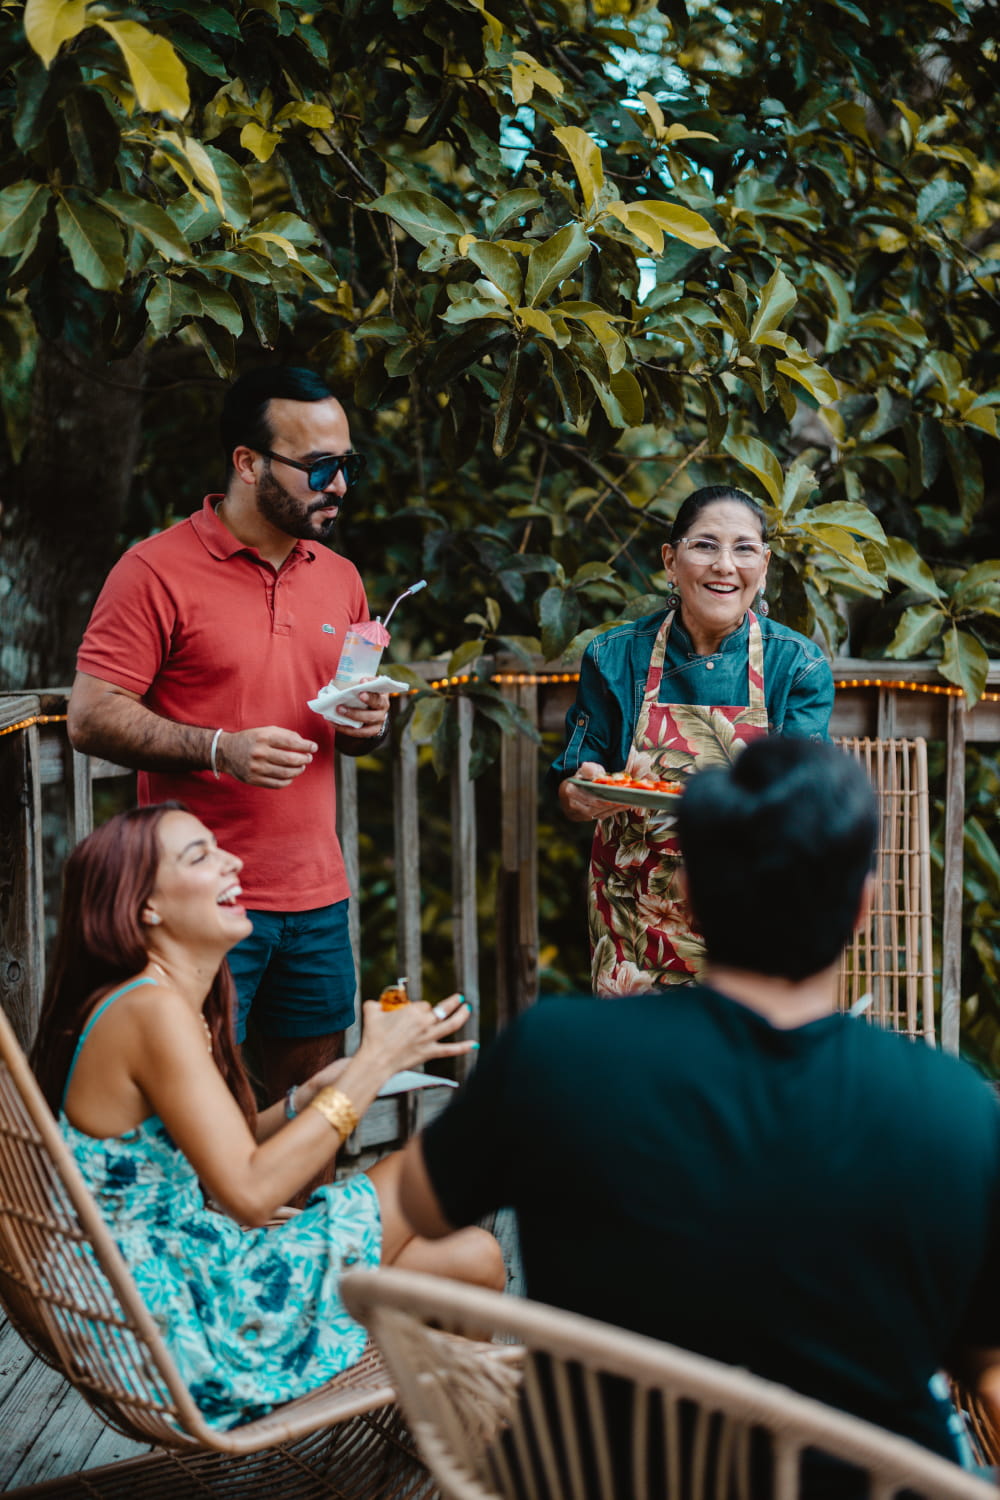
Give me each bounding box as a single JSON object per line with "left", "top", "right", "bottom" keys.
{"left": 432, "top": 1003, "right": 448, "bottom": 1020}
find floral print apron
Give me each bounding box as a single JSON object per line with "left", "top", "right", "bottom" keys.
{"left": 588, "top": 611, "right": 769, "bottom": 996}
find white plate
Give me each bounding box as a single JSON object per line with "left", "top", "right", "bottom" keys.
{"left": 570, "top": 777, "right": 684, "bottom": 813}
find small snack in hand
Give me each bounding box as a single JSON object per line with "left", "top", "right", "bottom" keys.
{"left": 379, "top": 977, "right": 410, "bottom": 1011}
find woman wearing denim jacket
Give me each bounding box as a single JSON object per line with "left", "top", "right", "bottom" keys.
{"left": 551, "top": 485, "right": 834, "bottom": 997}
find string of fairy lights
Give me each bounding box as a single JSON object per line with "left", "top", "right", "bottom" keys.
{"left": 1, "top": 673, "right": 998, "bottom": 741}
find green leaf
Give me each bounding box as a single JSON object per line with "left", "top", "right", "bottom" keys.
{"left": 607, "top": 368, "right": 644, "bottom": 427}
{"left": 806, "top": 524, "right": 871, "bottom": 569}
{"left": 538, "top": 585, "right": 582, "bottom": 661}
{"left": 467, "top": 241, "right": 523, "bottom": 308}
{"left": 525, "top": 223, "right": 591, "bottom": 308}
{"left": 0, "top": 183, "right": 51, "bottom": 259}
{"left": 775, "top": 357, "right": 838, "bottom": 405}
{"left": 408, "top": 693, "right": 447, "bottom": 743}
{"left": 96, "top": 21, "right": 191, "bottom": 119}
{"left": 193, "top": 279, "right": 243, "bottom": 334}
{"left": 368, "top": 191, "right": 468, "bottom": 247}
{"left": 447, "top": 638, "right": 486, "bottom": 674}
{"left": 24, "top": 0, "right": 88, "bottom": 67}
{"left": 749, "top": 265, "right": 797, "bottom": 341}
{"left": 626, "top": 198, "right": 722, "bottom": 251}
{"left": 722, "top": 433, "right": 784, "bottom": 506}
{"left": 940, "top": 626, "right": 989, "bottom": 707}
{"left": 885, "top": 602, "right": 943, "bottom": 658}
{"left": 803, "top": 503, "right": 887, "bottom": 547}
{"left": 884, "top": 537, "right": 945, "bottom": 600}
{"left": 484, "top": 189, "right": 542, "bottom": 236}
{"left": 553, "top": 126, "right": 604, "bottom": 211}
{"left": 952, "top": 561, "right": 1000, "bottom": 617}
{"left": 942, "top": 426, "right": 984, "bottom": 523}
{"left": 204, "top": 147, "right": 253, "bottom": 230}
{"left": 916, "top": 179, "right": 966, "bottom": 225}
{"left": 102, "top": 190, "right": 191, "bottom": 262}
{"left": 55, "top": 195, "right": 124, "bottom": 290}
{"left": 241, "top": 123, "right": 282, "bottom": 162}
{"left": 146, "top": 275, "right": 205, "bottom": 335}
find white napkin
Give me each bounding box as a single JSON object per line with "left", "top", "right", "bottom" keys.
{"left": 307, "top": 674, "right": 409, "bottom": 728}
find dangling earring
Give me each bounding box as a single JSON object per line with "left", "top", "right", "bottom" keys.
{"left": 755, "top": 591, "right": 769, "bottom": 617}
{"left": 665, "top": 584, "right": 682, "bottom": 611}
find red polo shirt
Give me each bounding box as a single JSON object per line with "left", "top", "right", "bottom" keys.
{"left": 77, "top": 498, "right": 369, "bottom": 911}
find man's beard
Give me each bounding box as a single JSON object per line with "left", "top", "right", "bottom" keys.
{"left": 257, "top": 466, "right": 337, "bottom": 541}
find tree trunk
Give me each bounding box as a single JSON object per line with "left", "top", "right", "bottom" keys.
{"left": 0, "top": 342, "right": 146, "bottom": 691}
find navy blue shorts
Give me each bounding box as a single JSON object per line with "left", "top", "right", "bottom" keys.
{"left": 227, "top": 901, "right": 357, "bottom": 1042}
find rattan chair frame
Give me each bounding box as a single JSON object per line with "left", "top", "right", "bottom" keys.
{"left": 343, "top": 1268, "right": 993, "bottom": 1500}
{"left": 0, "top": 1004, "right": 420, "bottom": 1472}
{"left": 834, "top": 737, "right": 935, "bottom": 1042}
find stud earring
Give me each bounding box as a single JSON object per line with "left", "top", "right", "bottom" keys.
{"left": 144, "top": 910, "right": 162, "bottom": 926}
{"left": 755, "top": 592, "right": 769, "bottom": 617}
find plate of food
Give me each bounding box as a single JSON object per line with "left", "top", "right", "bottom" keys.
{"left": 570, "top": 773, "right": 686, "bottom": 813}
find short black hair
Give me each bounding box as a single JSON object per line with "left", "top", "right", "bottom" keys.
{"left": 676, "top": 739, "right": 877, "bottom": 981}
{"left": 670, "top": 485, "right": 768, "bottom": 544}
{"left": 221, "top": 367, "right": 337, "bottom": 475}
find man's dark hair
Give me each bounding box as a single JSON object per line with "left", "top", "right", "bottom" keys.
{"left": 221, "top": 367, "right": 337, "bottom": 475}
{"left": 676, "top": 738, "right": 877, "bottom": 981}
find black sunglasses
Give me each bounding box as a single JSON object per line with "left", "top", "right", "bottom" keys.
{"left": 258, "top": 448, "right": 367, "bottom": 492}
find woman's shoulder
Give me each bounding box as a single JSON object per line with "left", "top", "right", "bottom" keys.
{"left": 757, "top": 614, "right": 829, "bottom": 660}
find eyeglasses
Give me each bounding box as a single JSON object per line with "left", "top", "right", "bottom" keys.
{"left": 679, "top": 536, "right": 767, "bottom": 565}
{"left": 257, "top": 448, "right": 367, "bottom": 492}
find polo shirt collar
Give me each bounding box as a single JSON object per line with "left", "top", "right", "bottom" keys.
{"left": 192, "top": 495, "right": 318, "bottom": 564}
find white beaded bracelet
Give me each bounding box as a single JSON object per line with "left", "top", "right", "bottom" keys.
{"left": 210, "top": 728, "right": 224, "bottom": 780}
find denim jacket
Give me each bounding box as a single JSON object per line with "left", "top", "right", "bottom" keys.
{"left": 550, "top": 610, "right": 834, "bottom": 785}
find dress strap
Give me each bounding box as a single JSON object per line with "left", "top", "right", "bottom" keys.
{"left": 61, "top": 977, "right": 158, "bottom": 1109}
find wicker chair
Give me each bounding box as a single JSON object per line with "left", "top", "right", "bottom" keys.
{"left": 0, "top": 1005, "right": 433, "bottom": 1498}
{"left": 342, "top": 1267, "right": 993, "bottom": 1500}
{"left": 834, "top": 737, "right": 935, "bottom": 1041}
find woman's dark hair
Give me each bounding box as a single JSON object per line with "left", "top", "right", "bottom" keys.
{"left": 31, "top": 804, "right": 257, "bottom": 1125}
{"left": 669, "top": 485, "right": 768, "bottom": 544}
{"left": 676, "top": 738, "right": 877, "bottom": 982}
{"left": 221, "top": 366, "right": 337, "bottom": 476}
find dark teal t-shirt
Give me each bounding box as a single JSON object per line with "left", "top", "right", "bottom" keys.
{"left": 421, "top": 987, "right": 1000, "bottom": 1459}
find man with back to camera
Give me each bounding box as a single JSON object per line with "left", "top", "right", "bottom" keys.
{"left": 398, "top": 738, "right": 1000, "bottom": 1465}
{"left": 68, "top": 366, "right": 391, "bottom": 1105}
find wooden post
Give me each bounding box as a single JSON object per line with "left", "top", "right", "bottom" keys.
{"left": 71, "top": 750, "right": 94, "bottom": 845}
{"left": 0, "top": 698, "right": 45, "bottom": 1049}
{"left": 496, "top": 683, "right": 539, "bottom": 1028}
{"left": 450, "top": 695, "right": 479, "bottom": 1080}
{"left": 392, "top": 707, "right": 422, "bottom": 1003}
{"left": 940, "top": 697, "right": 966, "bottom": 1055}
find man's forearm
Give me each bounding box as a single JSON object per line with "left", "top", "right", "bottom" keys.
{"left": 69, "top": 686, "right": 214, "bottom": 773}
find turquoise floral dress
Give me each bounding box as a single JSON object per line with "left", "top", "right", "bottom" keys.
{"left": 60, "top": 978, "right": 382, "bottom": 1430}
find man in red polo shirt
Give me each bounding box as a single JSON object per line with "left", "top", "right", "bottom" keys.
{"left": 68, "top": 367, "right": 391, "bottom": 1105}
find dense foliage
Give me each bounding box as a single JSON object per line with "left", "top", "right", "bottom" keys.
{"left": 1, "top": 0, "right": 998, "bottom": 1017}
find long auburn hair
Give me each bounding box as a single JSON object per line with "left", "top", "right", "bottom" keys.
{"left": 31, "top": 803, "right": 257, "bottom": 1126}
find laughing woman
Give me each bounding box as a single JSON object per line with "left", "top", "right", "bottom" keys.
{"left": 551, "top": 485, "right": 834, "bottom": 998}
{"left": 31, "top": 804, "right": 503, "bottom": 1429}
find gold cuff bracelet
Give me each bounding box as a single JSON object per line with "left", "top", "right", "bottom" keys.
{"left": 308, "top": 1087, "right": 360, "bottom": 1140}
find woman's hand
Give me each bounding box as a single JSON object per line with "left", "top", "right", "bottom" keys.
{"left": 559, "top": 761, "right": 621, "bottom": 822}
{"left": 355, "top": 993, "right": 475, "bottom": 1078}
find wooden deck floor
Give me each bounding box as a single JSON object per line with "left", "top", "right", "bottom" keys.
{"left": 0, "top": 1208, "right": 523, "bottom": 1493}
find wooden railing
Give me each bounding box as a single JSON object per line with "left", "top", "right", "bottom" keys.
{"left": 2, "top": 659, "right": 999, "bottom": 1061}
